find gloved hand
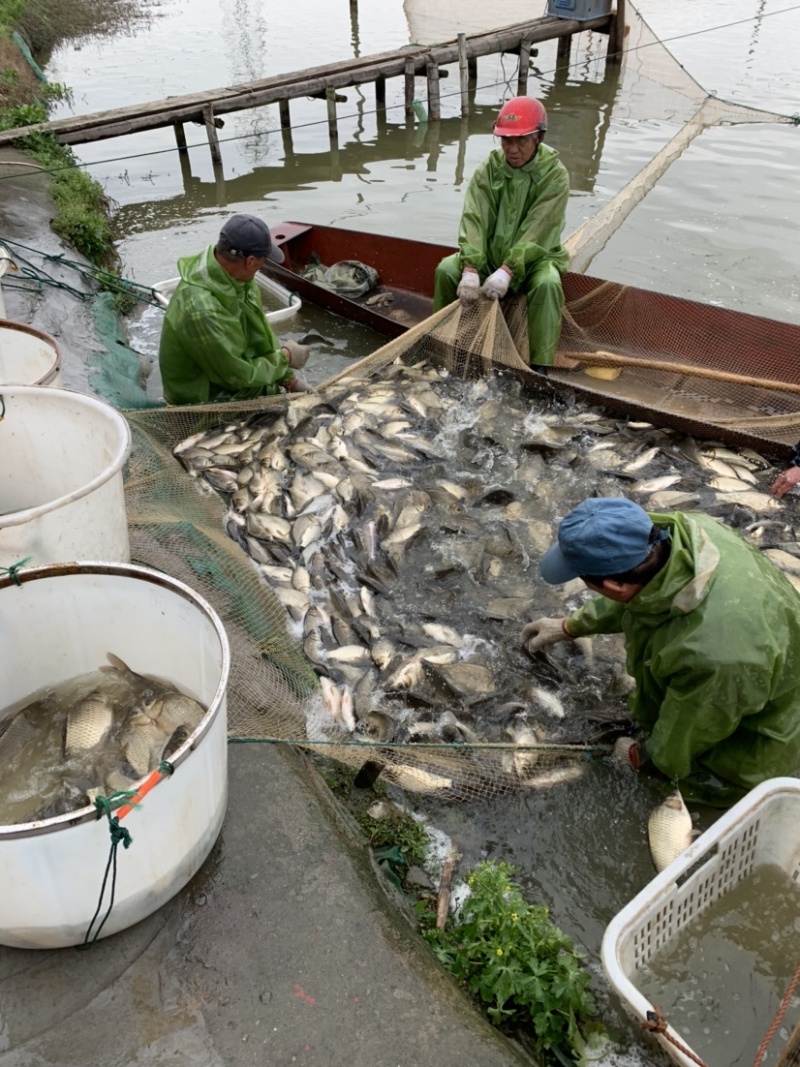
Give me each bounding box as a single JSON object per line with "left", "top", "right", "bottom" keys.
{"left": 284, "top": 376, "right": 315, "bottom": 393}
{"left": 481, "top": 267, "right": 511, "bottom": 301}
{"left": 613, "top": 736, "right": 642, "bottom": 769}
{"left": 456, "top": 269, "right": 481, "bottom": 307}
{"left": 282, "top": 341, "right": 311, "bottom": 370}
{"left": 521, "top": 617, "right": 574, "bottom": 655}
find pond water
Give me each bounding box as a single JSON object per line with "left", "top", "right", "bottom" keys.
{"left": 43, "top": 2, "right": 800, "bottom": 1061}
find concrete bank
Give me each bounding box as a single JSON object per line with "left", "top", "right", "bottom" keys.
{"left": 0, "top": 150, "right": 534, "bottom": 1067}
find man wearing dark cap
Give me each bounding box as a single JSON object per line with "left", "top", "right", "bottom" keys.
{"left": 522, "top": 497, "right": 800, "bottom": 802}
{"left": 159, "top": 213, "right": 311, "bottom": 405}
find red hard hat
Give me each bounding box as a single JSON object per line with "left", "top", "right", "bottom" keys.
{"left": 493, "top": 97, "right": 547, "bottom": 137}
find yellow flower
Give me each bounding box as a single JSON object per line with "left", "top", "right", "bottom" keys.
{"left": 511, "top": 913, "right": 519, "bottom": 922}
{"left": 496, "top": 948, "right": 503, "bottom": 956}
{"left": 504, "top": 886, "right": 512, "bottom": 894}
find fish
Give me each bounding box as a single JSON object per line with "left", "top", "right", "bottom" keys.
{"left": 504, "top": 721, "right": 541, "bottom": 779}
{"left": 631, "top": 474, "right": 682, "bottom": 494}
{"left": 647, "top": 790, "right": 695, "bottom": 872}
{"left": 63, "top": 692, "right": 114, "bottom": 755}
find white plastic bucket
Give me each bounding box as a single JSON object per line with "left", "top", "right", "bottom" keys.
{"left": 0, "top": 387, "right": 131, "bottom": 567}
{"left": 0, "top": 319, "right": 62, "bottom": 387}
{"left": 0, "top": 562, "right": 230, "bottom": 949}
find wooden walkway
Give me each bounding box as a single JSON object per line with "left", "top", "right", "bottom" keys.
{"left": 0, "top": 8, "right": 624, "bottom": 164}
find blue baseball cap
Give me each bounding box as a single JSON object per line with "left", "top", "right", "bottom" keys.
{"left": 540, "top": 497, "right": 659, "bottom": 584}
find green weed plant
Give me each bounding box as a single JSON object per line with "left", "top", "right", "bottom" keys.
{"left": 423, "top": 860, "right": 598, "bottom": 1062}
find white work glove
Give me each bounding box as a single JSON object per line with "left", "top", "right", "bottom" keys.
{"left": 284, "top": 376, "right": 315, "bottom": 393}
{"left": 521, "top": 617, "right": 574, "bottom": 655}
{"left": 456, "top": 269, "right": 481, "bottom": 307}
{"left": 282, "top": 341, "right": 311, "bottom": 370}
{"left": 613, "top": 736, "right": 643, "bottom": 770}
{"left": 481, "top": 267, "right": 511, "bottom": 301}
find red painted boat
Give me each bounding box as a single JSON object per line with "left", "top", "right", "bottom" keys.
{"left": 265, "top": 221, "right": 800, "bottom": 457}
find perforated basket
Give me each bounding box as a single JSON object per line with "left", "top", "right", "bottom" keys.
{"left": 601, "top": 777, "right": 800, "bottom": 1067}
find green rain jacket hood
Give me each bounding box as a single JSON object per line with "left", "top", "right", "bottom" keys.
{"left": 159, "top": 244, "right": 291, "bottom": 406}
{"left": 457, "top": 143, "right": 569, "bottom": 286}
{"left": 566, "top": 511, "right": 800, "bottom": 791}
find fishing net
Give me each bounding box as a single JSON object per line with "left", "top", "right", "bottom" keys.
{"left": 125, "top": 299, "right": 628, "bottom": 804}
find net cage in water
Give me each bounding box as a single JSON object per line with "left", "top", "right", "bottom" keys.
{"left": 122, "top": 293, "right": 800, "bottom": 803}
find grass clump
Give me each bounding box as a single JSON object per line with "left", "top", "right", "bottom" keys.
{"left": 422, "top": 860, "right": 599, "bottom": 1063}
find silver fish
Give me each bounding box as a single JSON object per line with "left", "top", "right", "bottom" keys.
{"left": 647, "top": 790, "right": 694, "bottom": 872}
{"left": 64, "top": 692, "right": 114, "bottom": 755}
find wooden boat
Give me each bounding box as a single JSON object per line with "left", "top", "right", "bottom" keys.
{"left": 265, "top": 221, "right": 800, "bottom": 458}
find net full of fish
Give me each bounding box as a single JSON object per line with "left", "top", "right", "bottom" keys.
{"left": 173, "top": 359, "right": 795, "bottom": 799}
{"left": 0, "top": 654, "right": 207, "bottom": 825}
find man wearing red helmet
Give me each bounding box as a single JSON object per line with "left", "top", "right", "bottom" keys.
{"left": 433, "top": 96, "right": 570, "bottom": 369}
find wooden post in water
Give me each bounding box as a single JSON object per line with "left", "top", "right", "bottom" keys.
{"left": 457, "top": 33, "right": 469, "bottom": 116}
{"left": 556, "top": 32, "right": 572, "bottom": 68}
{"left": 607, "top": 0, "right": 626, "bottom": 65}
{"left": 426, "top": 56, "right": 441, "bottom": 121}
{"left": 404, "top": 57, "right": 416, "bottom": 120}
{"left": 455, "top": 113, "right": 469, "bottom": 185}
{"left": 427, "top": 118, "right": 441, "bottom": 173}
{"left": 203, "top": 104, "right": 222, "bottom": 164}
{"left": 326, "top": 87, "right": 340, "bottom": 169}
{"left": 517, "top": 35, "right": 532, "bottom": 96}
{"left": 375, "top": 75, "right": 386, "bottom": 134}
{"left": 278, "top": 98, "right": 294, "bottom": 158}
{"left": 173, "top": 122, "right": 188, "bottom": 156}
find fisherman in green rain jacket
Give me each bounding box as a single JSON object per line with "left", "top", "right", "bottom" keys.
{"left": 522, "top": 497, "right": 800, "bottom": 804}
{"left": 159, "top": 214, "right": 311, "bottom": 406}
{"left": 432, "top": 96, "right": 569, "bottom": 369}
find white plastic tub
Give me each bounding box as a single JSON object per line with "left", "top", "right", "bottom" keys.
{"left": 0, "top": 387, "right": 131, "bottom": 566}
{"left": 152, "top": 271, "right": 302, "bottom": 325}
{"left": 602, "top": 777, "right": 800, "bottom": 1067}
{"left": 0, "top": 319, "right": 62, "bottom": 387}
{"left": 0, "top": 562, "right": 230, "bottom": 949}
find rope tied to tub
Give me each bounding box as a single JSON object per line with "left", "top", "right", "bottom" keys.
{"left": 0, "top": 556, "right": 32, "bottom": 585}
{"left": 80, "top": 790, "right": 137, "bottom": 949}
{"left": 642, "top": 1007, "right": 710, "bottom": 1067}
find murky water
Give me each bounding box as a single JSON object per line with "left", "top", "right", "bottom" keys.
{"left": 42, "top": 1, "right": 800, "bottom": 1060}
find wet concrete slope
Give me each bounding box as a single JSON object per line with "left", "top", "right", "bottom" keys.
{"left": 0, "top": 746, "right": 533, "bottom": 1067}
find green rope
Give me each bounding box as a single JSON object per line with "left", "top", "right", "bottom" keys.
{"left": 80, "top": 792, "right": 135, "bottom": 949}
{"left": 0, "top": 556, "right": 32, "bottom": 585}
{"left": 158, "top": 759, "right": 175, "bottom": 776}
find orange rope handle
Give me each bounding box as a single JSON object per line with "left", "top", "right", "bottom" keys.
{"left": 643, "top": 1007, "right": 710, "bottom": 1067}
{"left": 116, "top": 766, "right": 169, "bottom": 820}
{"left": 752, "top": 962, "right": 800, "bottom": 1067}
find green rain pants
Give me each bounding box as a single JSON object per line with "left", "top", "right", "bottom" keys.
{"left": 432, "top": 253, "right": 564, "bottom": 366}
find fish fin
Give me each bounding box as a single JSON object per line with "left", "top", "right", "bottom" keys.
{"left": 104, "top": 652, "right": 133, "bottom": 675}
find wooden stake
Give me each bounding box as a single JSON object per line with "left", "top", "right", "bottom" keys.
{"left": 426, "top": 56, "right": 440, "bottom": 121}
{"left": 203, "top": 104, "right": 221, "bottom": 164}
{"left": 173, "top": 121, "right": 188, "bottom": 156}
{"left": 607, "top": 0, "right": 626, "bottom": 66}
{"left": 436, "top": 856, "right": 456, "bottom": 931}
{"left": 326, "top": 87, "right": 340, "bottom": 169}
{"left": 517, "top": 36, "right": 531, "bottom": 96}
{"left": 457, "top": 33, "right": 469, "bottom": 116}
{"left": 561, "top": 348, "right": 800, "bottom": 396}
{"left": 404, "top": 57, "right": 416, "bottom": 119}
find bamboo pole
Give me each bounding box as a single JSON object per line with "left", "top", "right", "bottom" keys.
{"left": 457, "top": 33, "right": 469, "bottom": 116}
{"left": 562, "top": 348, "right": 800, "bottom": 396}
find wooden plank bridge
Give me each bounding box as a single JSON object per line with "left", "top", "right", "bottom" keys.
{"left": 0, "top": 6, "right": 625, "bottom": 165}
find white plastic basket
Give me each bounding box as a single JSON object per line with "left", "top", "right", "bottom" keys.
{"left": 601, "top": 777, "right": 800, "bottom": 1067}
{"left": 151, "top": 271, "right": 302, "bottom": 324}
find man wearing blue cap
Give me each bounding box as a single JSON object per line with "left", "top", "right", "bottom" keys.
{"left": 523, "top": 497, "right": 800, "bottom": 801}
{"left": 159, "top": 214, "right": 312, "bottom": 405}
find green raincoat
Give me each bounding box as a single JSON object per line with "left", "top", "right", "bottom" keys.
{"left": 565, "top": 511, "right": 800, "bottom": 792}
{"left": 457, "top": 143, "right": 569, "bottom": 283}
{"left": 159, "top": 245, "right": 292, "bottom": 405}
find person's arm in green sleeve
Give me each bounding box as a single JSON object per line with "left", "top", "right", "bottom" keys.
{"left": 504, "top": 167, "right": 570, "bottom": 284}
{"left": 180, "top": 295, "right": 290, "bottom": 392}
{"left": 566, "top": 594, "right": 626, "bottom": 637}
{"left": 457, "top": 161, "right": 495, "bottom": 276}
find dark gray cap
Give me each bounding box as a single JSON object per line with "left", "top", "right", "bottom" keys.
{"left": 218, "top": 214, "right": 284, "bottom": 264}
